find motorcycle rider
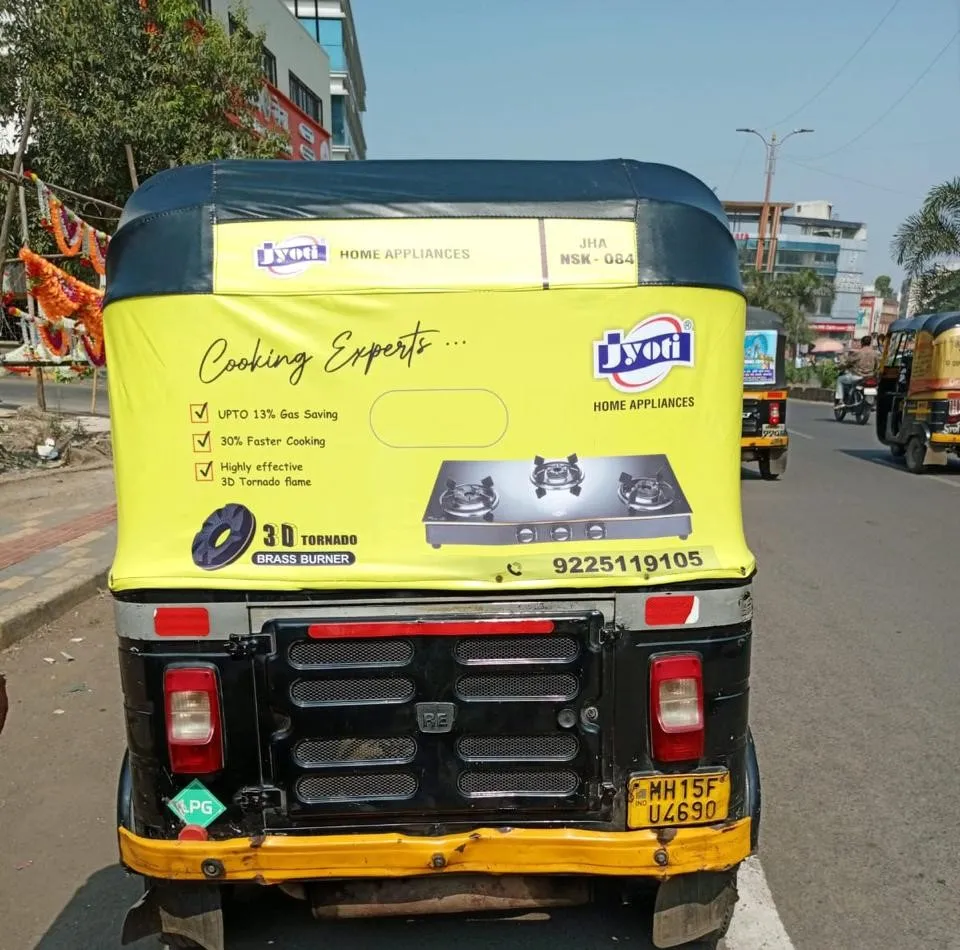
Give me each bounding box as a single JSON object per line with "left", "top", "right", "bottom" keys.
{"left": 835, "top": 335, "right": 879, "bottom": 406}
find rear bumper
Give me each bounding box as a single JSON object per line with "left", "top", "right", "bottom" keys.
{"left": 118, "top": 818, "right": 752, "bottom": 884}
{"left": 930, "top": 432, "right": 960, "bottom": 445}
{"left": 740, "top": 436, "right": 788, "bottom": 448}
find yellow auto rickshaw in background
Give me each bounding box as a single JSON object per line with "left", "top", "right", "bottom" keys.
{"left": 741, "top": 307, "right": 788, "bottom": 480}
{"left": 876, "top": 311, "right": 960, "bottom": 472}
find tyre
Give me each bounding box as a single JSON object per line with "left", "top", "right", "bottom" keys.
{"left": 833, "top": 405, "right": 846, "bottom": 422}
{"left": 856, "top": 403, "right": 871, "bottom": 425}
{"left": 905, "top": 436, "right": 927, "bottom": 473}
{"left": 890, "top": 443, "right": 906, "bottom": 460}
{"left": 758, "top": 456, "right": 778, "bottom": 480}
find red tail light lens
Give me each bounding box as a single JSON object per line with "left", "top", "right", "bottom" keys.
{"left": 768, "top": 402, "right": 781, "bottom": 425}
{"left": 164, "top": 666, "right": 223, "bottom": 774}
{"left": 650, "top": 654, "right": 704, "bottom": 762}
{"left": 947, "top": 394, "right": 960, "bottom": 422}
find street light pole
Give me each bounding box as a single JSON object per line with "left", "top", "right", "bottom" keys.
{"left": 736, "top": 127, "right": 813, "bottom": 272}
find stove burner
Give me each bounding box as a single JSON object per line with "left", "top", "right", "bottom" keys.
{"left": 531, "top": 454, "right": 584, "bottom": 499}
{"left": 439, "top": 476, "right": 499, "bottom": 521}
{"left": 618, "top": 470, "right": 675, "bottom": 512}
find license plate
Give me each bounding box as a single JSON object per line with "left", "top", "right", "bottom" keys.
{"left": 627, "top": 771, "right": 730, "bottom": 828}
{"left": 864, "top": 387, "right": 877, "bottom": 396}
{"left": 761, "top": 424, "right": 785, "bottom": 436}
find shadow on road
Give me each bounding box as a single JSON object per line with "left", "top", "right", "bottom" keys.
{"left": 837, "top": 447, "right": 960, "bottom": 477}
{"left": 31, "top": 866, "right": 663, "bottom": 950}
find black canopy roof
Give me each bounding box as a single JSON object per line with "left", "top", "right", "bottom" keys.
{"left": 105, "top": 159, "right": 743, "bottom": 304}
{"left": 746, "top": 307, "right": 784, "bottom": 331}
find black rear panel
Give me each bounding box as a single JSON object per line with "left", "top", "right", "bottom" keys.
{"left": 261, "top": 613, "right": 607, "bottom": 830}
{"left": 742, "top": 396, "right": 786, "bottom": 436}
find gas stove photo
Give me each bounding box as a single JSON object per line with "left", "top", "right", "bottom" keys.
{"left": 423, "top": 453, "right": 692, "bottom": 548}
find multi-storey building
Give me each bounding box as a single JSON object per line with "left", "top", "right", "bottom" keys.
{"left": 283, "top": 0, "right": 367, "bottom": 160}
{"left": 724, "top": 199, "right": 868, "bottom": 339}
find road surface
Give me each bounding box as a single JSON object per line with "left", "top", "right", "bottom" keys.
{"left": 0, "top": 375, "right": 108, "bottom": 416}
{"left": 1, "top": 400, "right": 959, "bottom": 949}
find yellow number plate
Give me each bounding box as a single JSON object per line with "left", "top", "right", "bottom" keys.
{"left": 627, "top": 772, "right": 730, "bottom": 828}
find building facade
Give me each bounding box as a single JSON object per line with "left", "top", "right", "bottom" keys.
{"left": 206, "top": 0, "right": 332, "bottom": 160}
{"left": 283, "top": 0, "right": 367, "bottom": 160}
{"left": 724, "top": 199, "right": 868, "bottom": 338}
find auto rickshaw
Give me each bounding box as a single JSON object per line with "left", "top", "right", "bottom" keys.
{"left": 876, "top": 311, "right": 960, "bottom": 472}
{"left": 105, "top": 158, "right": 760, "bottom": 950}
{"left": 741, "top": 307, "right": 788, "bottom": 479}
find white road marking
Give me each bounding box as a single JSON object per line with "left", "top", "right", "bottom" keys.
{"left": 787, "top": 428, "right": 813, "bottom": 440}
{"left": 725, "top": 857, "right": 796, "bottom": 949}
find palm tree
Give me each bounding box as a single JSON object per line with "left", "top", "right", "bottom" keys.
{"left": 742, "top": 268, "right": 831, "bottom": 353}
{"left": 892, "top": 178, "right": 960, "bottom": 312}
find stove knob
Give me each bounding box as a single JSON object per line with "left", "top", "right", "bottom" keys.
{"left": 516, "top": 526, "right": 536, "bottom": 544}
{"left": 586, "top": 523, "right": 606, "bottom": 541}
{"left": 551, "top": 525, "right": 571, "bottom": 542}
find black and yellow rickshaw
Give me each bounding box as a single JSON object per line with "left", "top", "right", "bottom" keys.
{"left": 741, "top": 307, "right": 788, "bottom": 479}
{"left": 876, "top": 311, "right": 960, "bottom": 472}
{"left": 106, "top": 158, "right": 760, "bottom": 950}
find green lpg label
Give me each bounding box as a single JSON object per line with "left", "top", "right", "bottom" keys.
{"left": 167, "top": 779, "right": 226, "bottom": 828}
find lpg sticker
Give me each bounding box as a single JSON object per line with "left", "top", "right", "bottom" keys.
{"left": 593, "top": 314, "right": 694, "bottom": 393}
{"left": 255, "top": 235, "right": 328, "bottom": 278}
{"left": 167, "top": 779, "right": 226, "bottom": 828}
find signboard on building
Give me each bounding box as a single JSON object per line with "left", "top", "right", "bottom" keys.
{"left": 254, "top": 83, "right": 331, "bottom": 162}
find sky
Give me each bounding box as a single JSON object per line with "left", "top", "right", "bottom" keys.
{"left": 352, "top": 0, "right": 960, "bottom": 285}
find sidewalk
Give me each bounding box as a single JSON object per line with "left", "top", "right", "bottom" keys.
{"left": 0, "top": 466, "right": 116, "bottom": 649}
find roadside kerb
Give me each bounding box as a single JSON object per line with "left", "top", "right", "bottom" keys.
{"left": 0, "top": 566, "right": 109, "bottom": 650}
{"left": 787, "top": 386, "right": 834, "bottom": 403}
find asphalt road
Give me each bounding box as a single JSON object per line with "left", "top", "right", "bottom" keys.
{"left": 2, "top": 399, "right": 959, "bottom": 949}
{"left": 0, "top": 375, "right": 109, "bottom": 416}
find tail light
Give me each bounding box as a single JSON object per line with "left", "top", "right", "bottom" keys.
{"left": 768, "top": 401, "right": 781, "bottom": 425}
{"left": 947, "top": 394, "right": 960, "bottom": 422}
{"left": 649, "top": 654, "right": 704, "bottom": 762}
{"left": 164, "top": 666, "right": 223, "bottom": 774}
{"left": 864, "top": 377, "right": 877, "bottom": 388}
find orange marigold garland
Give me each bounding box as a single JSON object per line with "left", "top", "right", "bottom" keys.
{"left": 48, "top": 195, "right": 85, "bottom": 256}
{"left": 37, "top": 320, "right": 70, "bottom": 357}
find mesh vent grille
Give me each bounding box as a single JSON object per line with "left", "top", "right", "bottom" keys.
{"left": 458, "top": 770, "right": 579, "bottom": 798}
{"left": 295, "top": 737, "right": 417, "bottom": 767}
{"left": 296, "top": 772, "right": 418, "bottom": 803}
{"left": 457, "top": 734, "right": 578, "bottom": 762}
{"left": 289, "top": 639, "right": 413, "bottom": 669}
{"left": 456, "top": 673, "right": 578, "bottom": 702}
{"left": 291, "top": 677, "right": 415, "bottom": 706}
{"left": 454, "top": 636, "right": 579, "bottom": 665}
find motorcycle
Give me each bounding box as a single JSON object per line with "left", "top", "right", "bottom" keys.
{"left": 834, "top": 375, "right": 877, "bottom": 425}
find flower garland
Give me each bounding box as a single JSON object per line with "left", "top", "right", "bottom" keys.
{"left": 30, "top": 173, "right": 112, "bottom": 276}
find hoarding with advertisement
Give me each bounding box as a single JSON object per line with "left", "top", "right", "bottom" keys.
{"left": 255, "top": 82, "right": 331, "bottom": 161}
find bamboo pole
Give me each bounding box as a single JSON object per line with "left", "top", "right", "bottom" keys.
{"left": 124, "top": 145, "right": 140, "bottom": 190}
{"left": 17, "top": 160, "right": 45, "bottom": 411}
{"left": 0, "top": 96, "right": 35, "bottom": 295}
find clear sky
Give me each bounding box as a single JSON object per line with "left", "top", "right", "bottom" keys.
{"left": 352, "top": 0, "right": 960, "bottom": 284}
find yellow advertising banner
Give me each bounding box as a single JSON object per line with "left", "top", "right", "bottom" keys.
{"left": 910, "top": 325, "right": 960, "bottom": 393}
{"left": 105, "top": 218, "right": 753, "bottom": 592}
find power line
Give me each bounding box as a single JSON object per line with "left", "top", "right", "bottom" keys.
{"left": 770, "top": 0, "right": 904, "bottom": 127}
{"left": 721, "top": 140, "right": 750, "bottom": 196}
{"left": 809, "top": 28, "right": 960, "bottom": 161}
{"left": 782, "top": 158, "right": 922, "bottom": 199}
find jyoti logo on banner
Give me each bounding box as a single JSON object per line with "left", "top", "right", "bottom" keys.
{"left": 593, "top": 314, "right": 695, "bottom": 393}
{"left": 254, "top": 236, "right": 328, "bottom": 278}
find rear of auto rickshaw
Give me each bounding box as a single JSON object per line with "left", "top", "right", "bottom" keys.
{"left": 104, "top": 159, "right": 760, "bottom": 950}
{"left": 740, "top": 307, "right": 788, "bottom": 479}
{"left": 876, "top": 311, "right": 960, "bottom": 472}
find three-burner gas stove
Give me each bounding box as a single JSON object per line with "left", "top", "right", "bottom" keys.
{"left": 423, "top": 453, "right": 692, "bottom": 547}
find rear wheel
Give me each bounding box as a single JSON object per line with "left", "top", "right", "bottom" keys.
{"left": 890, "top": 443, "right": 906, "bottom": 460}
{"left": 758, "top": 456, "right": 778, "bottom": 480}
{"left": 905, "top": 436, "right": 927, "bottom": 473}
{"left": 855, "top": 403, "right": 871, "bottom": 425}
{"left": 833, "top": 405, "right": 846, "bottom": 422}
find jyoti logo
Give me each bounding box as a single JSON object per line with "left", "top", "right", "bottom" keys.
{"left": 593, "top": 314, "right": 695, "bottom": 393}
{"left": 255, "top": 236, "right": 328, "bottom": 278}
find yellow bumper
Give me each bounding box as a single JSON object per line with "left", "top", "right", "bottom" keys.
{"left": 118, "top": 819, "right": 751, "bottom": 884}
{"left": 741, "top": 436, "right": 788, "bottom": 448}
{"left": 930, "top": 432, "right": 960, "bottom": 445}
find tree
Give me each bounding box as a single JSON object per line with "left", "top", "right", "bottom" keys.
{"left": 873, "top": 275, "right": 892, "bottom": 299}
{"left": 742, "top": 268, "right": 832, "bottom": 350}
{"left": 0, "top": 0, "right": 287, "bottom": 214}
{"left": 892, "top": 178, "right": 960, "bottom": 312}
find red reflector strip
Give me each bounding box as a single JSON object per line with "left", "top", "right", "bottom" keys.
{"left": 644, "top": 595, "right": 699, "bottom": 627}
{"left": 154, "top": 607, "right": 210, "bottom": 638}
{"left": 765, "top": 390, "right": 787, "bottom": 400}
{"left": 307, "top": 619, "right": 556, "bottom": 639}
{"left": 178, "top": 825, "right": 209, "bottom": 841}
